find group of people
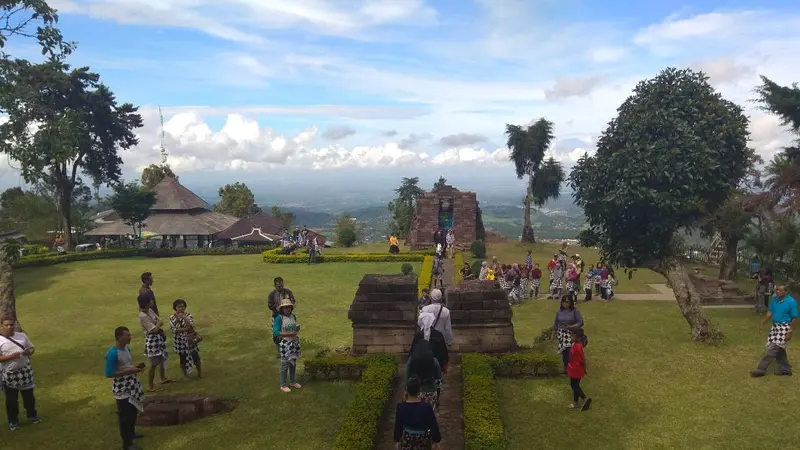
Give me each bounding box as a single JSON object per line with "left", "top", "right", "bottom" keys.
{"left": 464, "top": 243, "right": 618, "bottom": 306}
{"left": 281, "top": 226, "right": 321, "bottom": 263}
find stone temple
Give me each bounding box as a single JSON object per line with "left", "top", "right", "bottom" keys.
{"left": 406, "top": 185, "right": 477, "bottom": 249}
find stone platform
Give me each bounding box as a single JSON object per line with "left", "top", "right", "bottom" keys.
{"left": 138, "top": 394, "right": 236, "bottom": 427}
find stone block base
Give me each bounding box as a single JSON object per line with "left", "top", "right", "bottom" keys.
{"left": 138, "top": 395, "right": 236, "bottom": 427}
{"left": 449, "top": 324, "right": 518, "bottom": 353}
{"left": 351, "top": 326, "right": 417, "bottom": 355}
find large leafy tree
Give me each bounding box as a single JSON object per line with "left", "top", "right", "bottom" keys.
{"left": 433, "top": 176, "right": 447, "bottom": 189}
{"left": 270, "top": 206, "right": 295, "bottom": 229}
{"left": 388, "top": 177, "right": 425, "bottom": 239}
{"left": 141, "top": 164, "right": 177, "bottom": 190}
{"left": 569, "top": 67, "right": 754, "bottom": 343}
{"left": 335, "top": 212, "right": 361, "bottom": 247}
{"left": 507, "top": 118, "right": 565, "bottom": 242}
{"left": 215, "top": 182, "right": 260, "bottom": 218}
{"left": 0, "top": 57, "right": 143, "bottom": 249}
{"left": 109, "top": 181, "right": 156, "bottom": 238}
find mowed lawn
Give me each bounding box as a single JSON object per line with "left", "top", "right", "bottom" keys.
{"left": 501, "top": 299, "right": 799, "bottom": 450}
{"left": 5, "top": 256, "right": 420, "bottom": 450}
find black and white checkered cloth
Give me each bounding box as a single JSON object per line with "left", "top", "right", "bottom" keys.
{"left": 144, "top": 332, "right": 167, "bottom": 360}
{"left": 112, "top": 374, "right": 145, "bottom": 412}
{"left": 2, "top": 363, "right": 35, "bottom": 390}
{"left": 767, "top": 322, "right": 792, "bottom": 349}
{"left": 551, "top": 277, "right": 564, "bottom": 290}
{"left": 556, "top": 327, "right": 573, "bottom": 353}
{"left": 566, "top": 280, "right": 577, "bottom": 292}
{"left": 169, "top": 314, "right": 199, "bottom": 373}
{"left": 584, "top": 277, "right": 593, "bottom": 290}
{"left": 279, "top": 337, "right": 301, "bottom": 362}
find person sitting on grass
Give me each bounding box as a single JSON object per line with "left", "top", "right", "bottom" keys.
{"left": 137, "top": 293, "right": 172, "bottom": 392}
{"left": 460, "top": 262, "right": 475, "bottom": 280}
{"left": 405, "top": 340, "right": 442, "bottom": 411}
{"left": 168, "top": 299, "right": 202, "bottom": 379}
{"left": 273, "top": 299, "right": 302, "bottom": 392}
{"left": 394, "top": 375, "right": 442, "bottom": 450}
{"left": 0, "top": 315, "right": 40, "bottom": 431}
{"left": 105, "top": 326, "right": 146, "bottom": 450}
{"left": 567, "top": 328, "right": 592, "bottom": 411}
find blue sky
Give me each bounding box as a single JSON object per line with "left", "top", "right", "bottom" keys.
{"left": 1, "top": 0, "right": 799, "bottom": 198}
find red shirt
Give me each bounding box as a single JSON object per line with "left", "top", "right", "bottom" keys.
{"left": 567, "top": 342, "right": 586, "bottom": 378}
{"left": 547, "top": 259, "right": 557, "bottom": 270}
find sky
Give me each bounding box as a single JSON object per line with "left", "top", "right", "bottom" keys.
{"left": 1, "top": 0, "right": 799, "bottom": 201}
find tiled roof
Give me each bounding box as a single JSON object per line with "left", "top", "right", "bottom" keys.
{"left": 217, "top": 212, "right": 286, "bottom": 239}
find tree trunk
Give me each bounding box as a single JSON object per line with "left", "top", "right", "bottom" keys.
{"left": 655, "top": 255, "right": 723, "bottom": 344}
{"left": 521, "top": 176, "right": 535, "bottom": 243}
{"left": 60, "top": 188, "right": 74, "bottom": 249}
{"left": 718, "top": 234, "right": 738, "bottom": 281}
{"left": 0, "top": 255, "right": 22, "bottom": 332}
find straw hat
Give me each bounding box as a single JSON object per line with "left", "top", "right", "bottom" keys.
{"left": 279, "top": 298, "right": 294, "bottom": 309}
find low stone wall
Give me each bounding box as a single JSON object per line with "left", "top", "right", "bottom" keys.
{"left": 138, "top": 395, "right": 236, "bottom": 427}
{"left": 689, "top": 271, "right": 754, "bottom": 305}
{"left": 348, "top": 274, "right": 418, "bottom": 355}
{"left": 446, "top": 280, "right": 517, "bottom": 353}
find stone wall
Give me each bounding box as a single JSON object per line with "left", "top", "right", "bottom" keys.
{"left": 407, "top": 185, "right": 477, "bottom": 249}
{"left": 689, "top": 270, "right": 753, "bottom": 304}
{"left": 348, "top": 274, "right": 418, "bottom": 355}
{"left": 446, "top": 280, "right": 517, "bottom": 353}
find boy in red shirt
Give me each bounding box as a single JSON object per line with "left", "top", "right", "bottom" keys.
{"left": 567, "top": 328, "right": 592, "bottom": 411}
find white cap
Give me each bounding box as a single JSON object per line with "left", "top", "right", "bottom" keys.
{"left": 431, "top": 289, "right": 443, "bottom": 301}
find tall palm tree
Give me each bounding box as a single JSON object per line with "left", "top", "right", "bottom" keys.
{"left": 507, "top": 118, "right": 566, "bottom": 242}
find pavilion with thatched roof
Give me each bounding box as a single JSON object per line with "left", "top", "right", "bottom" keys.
{"left": 85, "top": 176, "right": 239, "bottom": 248}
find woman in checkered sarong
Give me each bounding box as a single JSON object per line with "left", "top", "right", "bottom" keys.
{"left": 553, "top": 296, "right": 585, "bottom": 373}
{"left": 405, "top": 339, "right": 442, "bottom": 411}
{"left": 138, "top": 294, "right": 172, "bottom": 391}
{"left": 393, "top": 376, "right": 442, "bottom": 450}
{"left": 273, "top": 299, "right": 302, "bottom": 392}
{"left": 169, "top": 299, "right": 202, "bottom": 379}
{"left": 0, "top": 316, "right": 40, "bottom": 431}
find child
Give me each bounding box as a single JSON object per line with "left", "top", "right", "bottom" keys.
{"left": 594, "top": 263, "right": 603, "bottom": 298}
{"left": 603, "top": 273, "right": 616, "bottom": 304}
{"left": 418, "top": 288, "right": 432, "bottom": 311}
{"left": 273, "top": 299, "right": 302, "bottom": 392}
{"left": 525, "top": 250, "right": 533, "bottom": 271}
{"left": 394, "top": 376, "right": 442, "bottom": 450}
{"left": 583, "top": 269, "right": 593, "bottom": 302}
{"left": 168, "top": 299, "right": 202, "bottom": 379}
{"left": 432, "top": 254, "right": 444, "bottom": 288}
{"left": 530, "top": 263, "right": 542, "bottom": 299}
{"left": 567, "top": 328, "right": 592, "bottom": 411}
{"left": 105, "top": 326, "right": 146, "bottom": 450}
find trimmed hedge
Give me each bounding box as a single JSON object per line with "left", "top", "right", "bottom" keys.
{"left": 304, "top": 355, "right": 369, "bottom": 380}
{"left": 331, "top": 354, "right": 397, "bottom": 450}
{"left": 491, "top": 352, "right": 561, "bottom": 377}
{"left": 14, "top": 246, "right": 273, "bottom": 269}
{"left": 418, "top": 255, "right": 434, "bottom": 297}
{"left": 454, "top": 252, "right": 464, "bottom": 285}
{"left": 262, "top": 252, "right": 428, "bottom": 264}
{"left": 463, "top": 354, "right": 505, "bottom": 450}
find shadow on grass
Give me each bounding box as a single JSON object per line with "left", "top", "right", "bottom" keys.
{"left": 15, "top": 264, "right": 71, "bottom": 298}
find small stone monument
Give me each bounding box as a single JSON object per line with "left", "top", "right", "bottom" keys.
{"left": 347, "top": 274, "right": 418, "bottom": 355}
{"left": 446, "top": 280, "right": 517, "bottom": 353}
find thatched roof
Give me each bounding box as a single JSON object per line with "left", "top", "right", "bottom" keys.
{"left": 151, "top": 176, "right": 209, "bottom": 211}
{"left": 85, "top": 210, "right": 239, "bottom": 236}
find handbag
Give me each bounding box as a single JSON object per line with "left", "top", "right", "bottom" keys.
{"left": 177, "top": 314, "right": 202, "bottom": 344}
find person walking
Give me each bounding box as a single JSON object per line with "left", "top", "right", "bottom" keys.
{"left": 553, "top": 296, "right": 585, "bottom": 374}
{"left": 751, "top": 285, "right": 798, "bottom": 377}
{"left": 0, "top": 315, "right": 40, "bottom": 431}
{"left": 445, "top": 229, "right": 455, "bottom": 259}
{"left": 393, "top": 376, "right": 442, "bottom": 449}
{"left": 566, "top": 328, "right": 592, "bottom": 411}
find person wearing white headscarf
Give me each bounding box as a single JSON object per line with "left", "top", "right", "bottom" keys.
{"left": 421, "top": 289, "right": 453, "bottom": 346}
{"left": 478, "top": 261, "right": 489, "bottom": 281}
{"left": 417, "top": 311, "right": 437, "bottom": 341}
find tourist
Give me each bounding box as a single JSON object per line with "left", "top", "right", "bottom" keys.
{"left": 603, "top": 272, "right": 616, "bottom": 304}
{"left": 445, "top": 229, "right": 455, "bottom": 259}
{"left": 105, "top": 326, "right": 146, "bottom": 450}
{"left": 460, "top": 262, "right": 475, "bottom": 280}
{"left": 751, "top": 285, "right": 797, "bottom": 377}
{"left": 557, "top": 242, "right": 569, "bottom": 270}
{"left": 508, "top": 264, "right": 523, "bottom": 306}
{"left": 594, "top": 263, "right": 603, "bottom": 297}
{"left": 566, "top": 328, "right": 592, "bottom": 411}
{"left": 432, "top": 227, "right": 442, "bottom": 251}
{"left": 0, "top": 315, "right": 40, "bottom": 431}
{"left": 405, "top": 340, "right": 442, "bottom": 411}
{"left": 393, "top": 375, "right": 442, "bottom": 450}
{"left": 138, "top": 293, "right": 171, "bottom": 391}
{"left": 519, "top": 266, "right": 529, "bottom": 299}
{"left": 547, "top": 254, "right": 557, "bottom": 290}
{"left": 418, "top": 288, "right": 432, "bottom": 310}
{"left": 478, "top": 261, "right": 489, "bottom": 280}
{"left": 307, "top": 236, "right": 317, "bottom": 265}
{"left": 583, "top": 266, "right": 594, "bottom": 302}
{"left": 413, "top": 311, "right": 450, "bottom": 375}
{"left": 273, "top": 299, "right": 302, "bottom": 392}
{"left": 548, "top": 258, "right": 565, "bottom": 299}
{"left": 553, "top": 295, "right": 585, "bottom": 373}
{"left": 566, "top": 263, "right": 579, "bottom": 299}
{"left": 139, "top": 272, "right": 161, "bottom": 316}
{"left": 530, "top": 263, "right": 542, "bottom": 299}
{"left": 389, "top": 235, "right": 400, "bottom": 254}
{"left": 490, "top": 256, "right": 500, "bottom": 275}
{"left": 525, "top": 250, "right": 533, "bottom": 271}
{"left": 268, "top": 277, "right": 296, "bottom": 357}
{"left": 486, "top": 267, "right": 495, "bottom": 280}
{"left": 421, "top": 289, "right": 453, "bottom": 347}
{"left": 432, "top": 253, "right": 445, "bottom": 288}
{"left": 168, "top": 299, "right": 202, "bottom": 379}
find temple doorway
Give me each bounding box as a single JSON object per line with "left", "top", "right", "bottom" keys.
{"left": 439, "top": 198, "right": 454, "bottom": 230}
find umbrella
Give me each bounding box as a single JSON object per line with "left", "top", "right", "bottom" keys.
{"left": 138, "top": 231, "right": 159, "bottom": 239}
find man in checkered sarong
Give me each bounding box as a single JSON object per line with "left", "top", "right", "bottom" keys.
{"left": 0, "top": 315, "right": 41, "bottom": 431}
{"left": 752, "top": 285, "right": 798, "bottom": 377}
{"left": 105, "top": 326, "right": 146, "bottom": 450}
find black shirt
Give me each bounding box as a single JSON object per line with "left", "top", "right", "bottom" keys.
{"left": 393, "top": 401, "right": 441, "bottom": 442}
{"left": 268, "top": 288, "right": 296, "bottom": 317}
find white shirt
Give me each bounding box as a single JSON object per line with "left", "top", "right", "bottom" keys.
{"left": 0, "top": 332, "right": 34, "bottom": 372}
{"left": 420, "top": 303, "right": 453, "bottom": 345}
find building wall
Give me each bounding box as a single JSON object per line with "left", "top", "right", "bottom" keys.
{"left": 407, "top": 186, "right": 477, "bottom": 249}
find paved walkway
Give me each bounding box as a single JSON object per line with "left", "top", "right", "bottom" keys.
{"left": 375, "top": 364, "right": 465, "bottom": 450}
{"left": 606, "top": 284, "right": 752, "bottom": 309}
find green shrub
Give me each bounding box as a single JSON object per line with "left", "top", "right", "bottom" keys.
{"left": 470, "top": 260, "right": 483, "bottom": 278}
{"left": 22, "top": 244, "right": 49, "bottom": 255}
{"left": 262, "top": 251, "right": 428, "bottom": 264}
{"left": 331, "top": 354, "right": 396, "bottom": 450}
{"left": 400, "top": 262, "right": 414, "bottom": 275}
{"left": 337, "top": 227, "right": 358, "bottom": 248}
{"left": 418, "top": 255, "right": 434, "bottom": 297}
{"left": 454, "top": 252, "right": 464, "bottom": 285}
{"left": 462, "top": 354, "right": 505, "bottom": 450}
{"left": 470, "top": 240, "right": 486, "bottom": 259}
{"left": 491, "top": 352, "right": 561, "bottom": 377}
{"left": 303, "top": 355, "right": 369, "bottom": 380}
{"left": 2, "top": 239, "right": 21, "bottom": 265}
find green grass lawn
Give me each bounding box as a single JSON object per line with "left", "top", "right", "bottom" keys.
{"left": 5, "top": 256, "right": 419, "bottom": 450}
{"left": 501, "top": 299, "right": 800, "bottom": 450}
